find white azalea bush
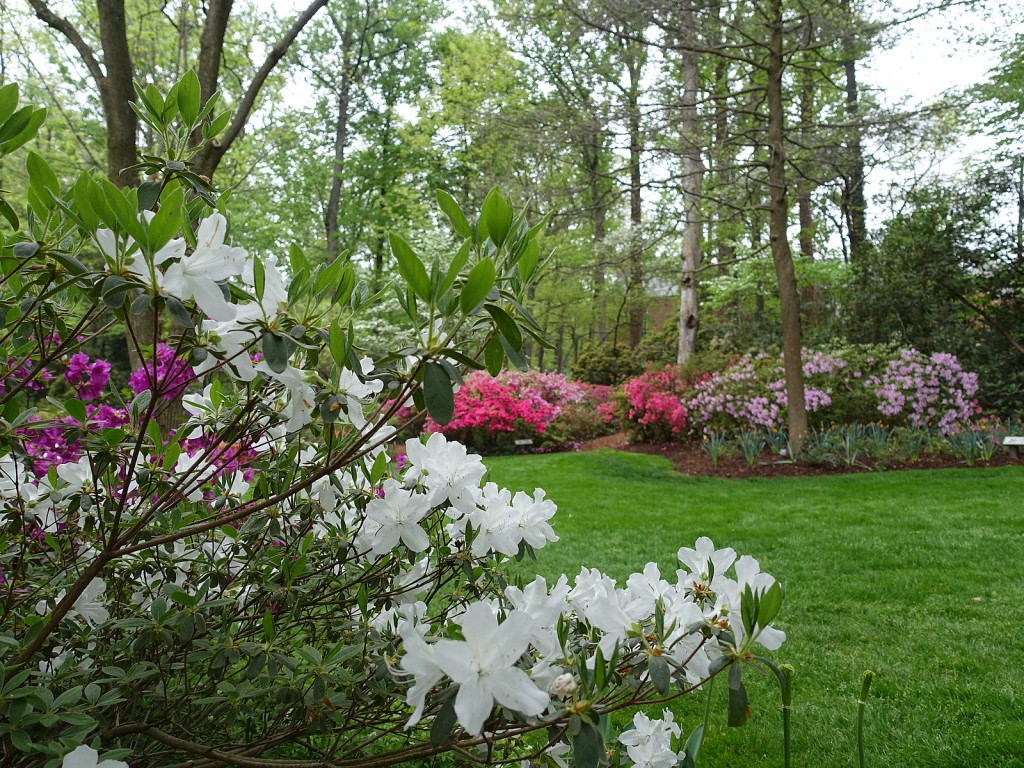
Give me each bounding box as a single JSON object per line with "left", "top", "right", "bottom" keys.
{"left": 0, "top": 78, "right": 789, "bottom": 767}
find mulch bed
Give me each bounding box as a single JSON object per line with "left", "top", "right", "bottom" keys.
{"left": 576, "top": 433, "right": 1023, "bottom": 479}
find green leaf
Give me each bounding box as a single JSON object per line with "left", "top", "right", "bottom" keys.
{"left": 741, "top": 583, "right": 757, "bottom": 638}
{"left": 101, "top": 275, "right": 130, "bottom": 308}
{"left": 758, "top": 582, "right": 783, "bottom": 628}
{"left": 430, "top": 700, "right": 459, "bottom": 746}
{"left": 252, "top": 256, "right": 266, "bottom": 301}
{"left": 499, "top": 334, "right": 527, "bottom": 371}
{"left": 423, "top": 362, "right": 455, "bottom": 425}
{"left": 484, "top": 337, "right": 504, "bottom": 376}
{"left": 519, "top": 238, "right": 541, "bottom": 281}
{"left": 460, "top": 258, "right": 495, "bottom": 314}
{"left": 65, "top": 398, "right": 87, "bottom": 425}
{"left": 649, "top": 654, "right": 671, "bottom": 694}
{"left": 262, "top": 608, "right": 276, "bottom": 643}
{"left": 571, "top": 720, "right": 602, "bottom": 768}
{"left": 0, "top": 83, "right": 19, "bottom": 124}
{"left": 288, "top": 242, "right": 307, "bottom": 273}
{"left": 0, "top": 196, "right": 18, "bottom": 229}
{"left": 481, "top": 187, "right": 513, "bottom": 248}
{"left": 436, "top": 189, "right": 472, "bottom": 238}
{"left": 328, "top": 321, "right": 348, "bottom": 367}
{"left": 26, "top": 152, "right": 60, "bottom": 214}
{"left": 164, "top": 296, "right": 194, "bottom": 328}
{"left": 485, "top": 304, "right": 523, "bottom": 350}
{"left": 129, "top": 389, "right": 153, "bottom": 423}
{"left": 137, "top": 180, "right": 161, "bottom": 212}
{"left": 12, "top": 241, "right": 39, "bottom": 259}
{"left": 727, "top": 664, "right": 750, "bottom": 727}
{"left": 147, "top": 184, "right": 183, "bottom": 252}
{"left": 390, "top": 233, "right": 431, "bottom": 302}
{"left": 439, "top": 239, "right": 471, "bottom": 298}
{"left": 370, "top": 452, "right": 387, "bottom": 484}
{"left": 0, "top": 106, "right": 46, "bottom": 155}
{"left": 261, "top": 332, "right": 291, "bottom": 374}
{"left": 679, "top": 724, "right": 705, "bottom": 768}
{"left": 177, "top": 70, "right": 202, "bottom": 124}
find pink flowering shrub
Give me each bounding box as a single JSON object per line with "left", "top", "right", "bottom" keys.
{"left": 865, "top": 348, "right": 979, "bottom": 434}
{"left": 128, "top": 342, "right": 192, "bottom": 400}
{"left": 618, "top": 366, "right": 706, "bottom": 442}
{"left": 422, "top": 370, "right": 612, "bottom": 451}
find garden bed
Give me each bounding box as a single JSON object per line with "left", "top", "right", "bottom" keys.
{"left": 578, "top": 432, "right": 1023, "bottom": 478}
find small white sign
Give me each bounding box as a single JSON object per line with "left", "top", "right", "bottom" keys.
{"left": 514, "top": 439, "right": 534, "bottom": 446}
{"left": 1003, "top": 436, "right": 1024, "bottom": 446}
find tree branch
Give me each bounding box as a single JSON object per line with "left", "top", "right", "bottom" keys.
{"left": 26, "top": 0, "right": 105, "bottom": 88}
{"left": 194, "top": 0, "right": 329, "bottom": 178}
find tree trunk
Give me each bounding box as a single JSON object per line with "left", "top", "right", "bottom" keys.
{"left": 767, "top": 0, "right": 807, "bottom": 455}
{"left": 840, "top": 0, "right": 868, "bottom": 262}
{"left": 325, "top": 78, "right": 351, "bottom": 264}
{"left": 625, "top": 47, "right": 644, "bottom": 348}
{"left": 677, "top": 3, "right": 703, "bottom": 366}
{"left": 583, "top": 135, "right": 609, "bottom": 344}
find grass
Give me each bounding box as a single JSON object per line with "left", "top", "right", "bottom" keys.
{"left": 483, "top": 450, "right": 1024, "bottom": 768}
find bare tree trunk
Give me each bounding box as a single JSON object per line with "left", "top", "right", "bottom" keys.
{"left": 583, "top": 136, "right": 609, "bottom": 344}
{"left": 767, "top": 0, "right": 807, "bottom": 455}
{"left": 840, "top": 0, "right": 867, "bottom": 262}
{"left": 325, "top": 79, "right": 351, "bottom": 264}
{"left": 625, "top": 47, "right": 644, "bottom": 348}
{"left": 676, "top": 2, "right": 703, "bottom": 365}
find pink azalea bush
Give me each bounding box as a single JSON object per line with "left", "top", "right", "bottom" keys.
{"left": 422, "top": 370, "right": 613, "bottom": 451}
{"left": 618, "top": 366, "right": 707, "bottom": 442}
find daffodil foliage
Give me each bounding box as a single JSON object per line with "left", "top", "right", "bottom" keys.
{"left": 0, "top": 77, "right": 787, "bottom": 768}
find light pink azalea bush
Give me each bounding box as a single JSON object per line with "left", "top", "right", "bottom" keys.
{"left": 619, "top": 347, "right": 981, "bottom": 441}
{"left": 865, "top": 348, "right": 980, "bottom": 434}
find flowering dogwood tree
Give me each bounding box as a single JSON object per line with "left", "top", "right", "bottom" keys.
{"left": 0, "top": 79, "right": 789, "bottom": 767}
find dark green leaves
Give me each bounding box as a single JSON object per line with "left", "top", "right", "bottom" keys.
{"left": 648, "top": 654, "right": 671, "bottom": 694}
{"left": 430, "top": 701, "right": 458, "bottom": 746}
{"left": 481, "top": 187, "right": 513, "bottom": 247}
{"left": 571, "top": 720, "right": 602, "bottom": 768}
{"left": 177, "top": 70, "right": 202, "bottom": 125}
{"left": 436, "top": 189, "right": 471, "bottom": 239}
{"left": 261, "top": 332, "right": 292, "bottom": 374}
{"left": 679, "top": 724, "right": 705, "bottom": 768}
{"left": 485, "top": 304, "right": 522, "bottom": 350}
{"left": 423, "top": 362, "right": 455, "bottom": 425}
{"left": 460, "top": 258, "right": 495, "bottom": 314}
{"left": 390, "top": 233, "right": 431, "bottom": 302}
{"left": 727, "top": 663, "right": 750, "bottom": 727}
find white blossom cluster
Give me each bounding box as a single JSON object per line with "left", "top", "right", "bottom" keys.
{"left": 394, "top": 533, "right": 786, "bottom": 745}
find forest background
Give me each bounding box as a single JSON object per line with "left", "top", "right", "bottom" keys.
{"left": 3, "top": 0, "right": 1024, "bottom": 432}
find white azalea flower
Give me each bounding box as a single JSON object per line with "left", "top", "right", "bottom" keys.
{"left": 365, "top": 479, "right": 433, "bottom": 555}
{"left": 677, "top": 536, "right": 737, "bottom": 596}
{"left": 161, "top": 213, "right": 246, "bottom": 321}
{"left": 431, "top": 602, "right": 549, "bottom": 735}
{"left": 618, "top": 710, "right": 685, "bottom": 768}
{"left": 404, "top": 432, "right": 485, "bottom": 515}
{"left": 62, "top": 744, "right": 128, "bottom": 768}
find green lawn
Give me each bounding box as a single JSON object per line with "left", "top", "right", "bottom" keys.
{"left": 483, "top": 450, "right": 1024, "bottom": 768}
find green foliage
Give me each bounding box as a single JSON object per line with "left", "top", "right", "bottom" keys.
{"left": 571, "top": 343, "right": 644, "bottom": 385}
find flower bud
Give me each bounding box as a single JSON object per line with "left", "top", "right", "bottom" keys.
{"left": 549, "top": 672, "right": 576, "bottom": 698}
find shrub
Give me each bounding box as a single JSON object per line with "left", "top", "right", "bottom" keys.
{"left": 571, "top": 342, "right": 644, "bottom": 385}
{"left": 686, "top": 346, "right": 981, "bottom": 436}
{"left": 865, "top": 348, "right": 980, "bottom": 434}
{"left": 0, "top": 77, "right": 787, "bottom": 768}
{"left": 618, "top": 365, "right": 706, "bottom": 442}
